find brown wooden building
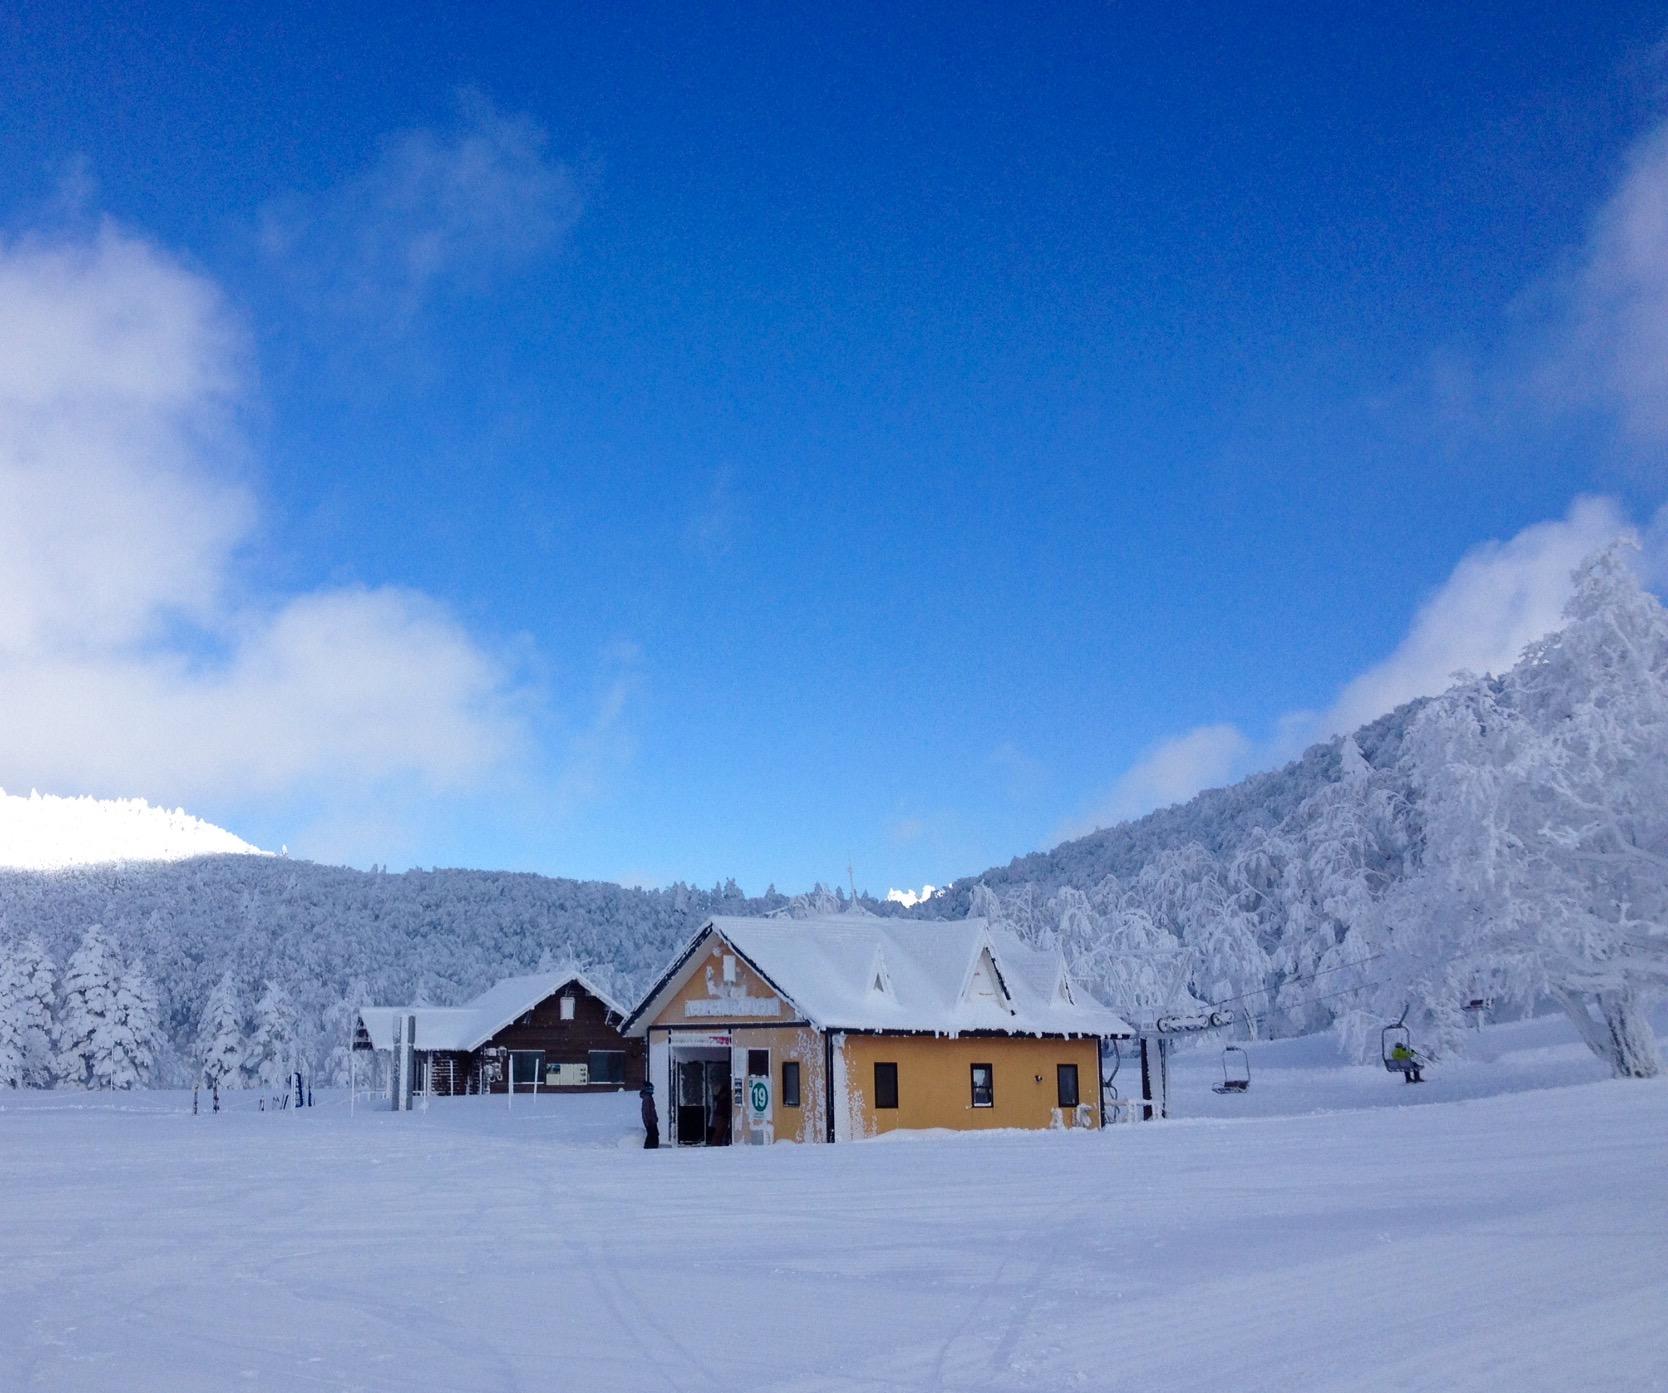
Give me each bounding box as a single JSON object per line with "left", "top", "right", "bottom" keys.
{"left": 358, "top": 970, "right": 644, "bottom": 1100}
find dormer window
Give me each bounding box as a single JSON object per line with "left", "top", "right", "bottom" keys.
{"left": 966, "top": 947, "right": 1005, "bottom": 1003}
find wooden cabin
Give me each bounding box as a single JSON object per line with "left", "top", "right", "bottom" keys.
{"left": 621, "top": 915, "right": 1132, "bottom": 1144}
{"left": 357, "top": 970, "right": 644, "bottom": 1100}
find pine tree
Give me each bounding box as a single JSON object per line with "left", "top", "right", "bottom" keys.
{"left": 55, "top": 925, "right": 121, "bottom": 1088}
{"left": 0, "top": 940, "right": 27, "bottom": 1087}
{"left": 195, "top": 971, "right": 247, "bottom": 1089}
{"left": 12, "top": 935, "right": 58, "bottom": 1087}
{"left": 105, "top": 962, "right": 162, "bottom": 1089}
{"left": 321, "top": 976, "right": 371, "bottom": 1087}
{"left": 247, "top": 980, "right": 300, "bottom": 1088}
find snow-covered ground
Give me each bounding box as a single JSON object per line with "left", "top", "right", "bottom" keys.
{"left": 1163, "top": 1004, "right": 1668, "bottom": 1118}
{"left": 2, "top": 1014, "right": 1664, "bottom": 1392}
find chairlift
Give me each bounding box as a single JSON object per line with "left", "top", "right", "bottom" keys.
{"left": 1212, "top": 1045, "right": 1250, "bottom": 1095}
{"left": 1381, "top": 1011, "right": 1425, "bottom": 1081}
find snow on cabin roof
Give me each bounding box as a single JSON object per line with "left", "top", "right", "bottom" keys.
{"left": 625, "top": 914, "right": 1132, "bottom": 1038}
{"left": 358, "top": 970, "right": 626, "bottom": 1053}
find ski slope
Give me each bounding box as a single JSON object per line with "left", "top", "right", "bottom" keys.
{"left": 1, "top": 1015, "right": 1663, "bottom": 1392}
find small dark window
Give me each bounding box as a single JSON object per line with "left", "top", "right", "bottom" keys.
{"left": 874, "top": 1062, "right": 899, "bottom": 1109}
{"left": 587, "top": 1050, "right": 626, "bottom": 1085}
{"left": 970, "top": 1063, "right": 994, "bottom": 1108}
{"left": 747, "top": 1048, "right": 769, "bottom": 1077}
{"left": 1057, "top": 1063, "right": 1080, "bottom": 1109}
{"left": 782, "top": 1060, "right": 801, "bottom": 1108}
{"left": 509, "top": 1051, "right": 544, "bottom": 1086}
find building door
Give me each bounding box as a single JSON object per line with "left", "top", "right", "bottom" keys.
{"left": 676, "top": 1059, "right": 706, "bottom": 1144}
{"left": 674, "top": 1053, "right": 732, "bottom": 1145}
{"left": 704, "top": 1058, "right": 732, "bottom": 1146}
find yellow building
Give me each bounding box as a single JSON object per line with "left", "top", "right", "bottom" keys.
{"left": 622, "top": 914, "right": 1132, "bottom": 1144}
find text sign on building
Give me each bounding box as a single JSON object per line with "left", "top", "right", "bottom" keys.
{"left": 670, "top": 1031, "right": 733, "bottom": 1049}
{"left": 748, "top": 1077, "right": 770, "bottom": 1120}
{"left": 685, "top": 996, "right": 780, "bottom": 1018}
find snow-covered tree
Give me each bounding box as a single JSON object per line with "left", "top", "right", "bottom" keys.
{"left": 1401, "top": 545, "right": 1668, "bottom": 1077}
{"left": 246, "top": 980, "right": 300, "bottom": 1087}
{"left": 105, "top": 962, "right": 162, "bottom": 1089}
{"left": 0, "top": 942, "right": 26, "bottom": 1087}
{"left": 786, "top": 884, "right": 843, "bottom": 918}
{"left": 1092, "top": 883, "right": 1199, "bottom": 1021}
{"left": 195, "top": 971, "right": 247, "bottom": 1089}
{"left": 0, "top": 934, "right": 56, "bottom": 1087}
{"left": 55, "top": 925, "right": 121, "bottom": 1088}
{"left": 321, "top": 976, "right": 371, "bottom": 1087}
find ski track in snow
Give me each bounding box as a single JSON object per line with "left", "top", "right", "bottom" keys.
{"left": 0, "top": 1015, "right": 1665, "bottom": 1392}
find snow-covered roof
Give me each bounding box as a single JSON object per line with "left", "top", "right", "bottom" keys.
{"left": 358, "top": 969, "right": 626, "bottom": 1053}
{"left": 624, "top": 915, "right": 1133, "bottom": 1038}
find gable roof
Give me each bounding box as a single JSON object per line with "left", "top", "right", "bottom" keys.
{"left": 358, "top": 969, "right": 626, "bottom": 1053}
{"left": 623, "top": 915, "right": 1132, "bottom": 1038}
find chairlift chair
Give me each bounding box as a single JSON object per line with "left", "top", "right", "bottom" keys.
{"left": 1381, "top": 1014, "right": 1425, "bottom": 1080}
{"left": 1212, "top": 1045, "right": 1251, "bottom": 1094}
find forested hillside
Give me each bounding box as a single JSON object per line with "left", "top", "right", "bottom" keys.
{"left": 924, "top": 546, "right": 1668, "bottom": 1078}
{"left": 0, "top": 858, "right": 852, "bottom": 1087}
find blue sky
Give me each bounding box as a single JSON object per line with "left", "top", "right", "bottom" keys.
{"left": 1, "top": 4, "right": 1665, "bottom": 894}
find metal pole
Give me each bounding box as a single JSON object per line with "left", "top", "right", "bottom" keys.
{"left": 1137, "top": 1034, "right": 1170, "bottom": 1121}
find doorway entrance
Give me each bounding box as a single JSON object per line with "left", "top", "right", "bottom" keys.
{"left": 673, "top": 1049, "right": 732, "bottom": 1146}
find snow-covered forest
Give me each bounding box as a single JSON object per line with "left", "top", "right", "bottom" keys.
{"left": 928, "top": 546, "right": 1668, "bottom": 1078}
{"left": 2, "top": 546, "right": 1665, "bottom": 1086}
{"left": 0, "top": 849, "right": 853, "bottom": 1088}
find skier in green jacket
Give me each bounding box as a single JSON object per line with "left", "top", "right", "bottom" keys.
{"left": 1391, "top": 1042, "right": 1424, "bottom": 1084}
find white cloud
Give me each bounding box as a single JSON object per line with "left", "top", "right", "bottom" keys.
{"left": 0, "top": 227, "right": 249, "bottom": 654}
{"left": 1065, "top": 723, "right": 1250, "bottom": 838}
{"left": 1545, "top": 120, "right": 1668, "bottom": 444}
{"left": 259, "top": 92, "right": 582, "bottom": 322}
{"left": 885, "top": 884, "right": 940, "bottom": 908}
{"left": 1066, "top": 499, "right": 1640, "bottom": 838}
{"left": 1319, "top": 496, "right": 1628, "bottom": 736}
{"left": 0, "top": 221, "right": 554, "bottom": 839}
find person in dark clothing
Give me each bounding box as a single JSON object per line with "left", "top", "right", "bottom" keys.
{"left": 640, "top": 1082, "right": 660, "bottom": 1149}
{"left": 708, "top": 1079, "right": 731, "bottom": 1147}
